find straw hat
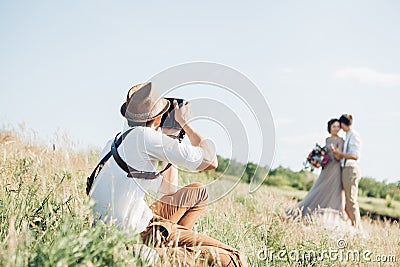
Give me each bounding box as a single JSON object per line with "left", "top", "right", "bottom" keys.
{"left": 120, "top": 82, "right": 170, "bottom": 122}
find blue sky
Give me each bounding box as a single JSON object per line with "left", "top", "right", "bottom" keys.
{"left": 1, "top": 1, "right": 399, "bottom": 182}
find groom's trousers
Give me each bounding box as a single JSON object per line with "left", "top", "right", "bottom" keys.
{"left": 342, "top": 166, "right": 362, "bottom": 228}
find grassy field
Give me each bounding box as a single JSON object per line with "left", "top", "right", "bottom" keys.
{"left": 267, "top": 186, "right": 400, "bottom": 220}
{"left": 1, "top": 130, "right": 399, "bottom": 266}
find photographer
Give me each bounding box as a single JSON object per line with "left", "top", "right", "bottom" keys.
{"left": 88, "top": 82, "right": 244, "bottom": 266}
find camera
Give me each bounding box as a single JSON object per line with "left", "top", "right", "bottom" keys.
{"left": 160, "top": 98, "right": 186, "bottom": 129}
{"left": 160, "top": 98, "right": 186, "bottom": 141}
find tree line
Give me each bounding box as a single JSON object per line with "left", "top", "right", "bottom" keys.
{"left": 215, "top": 155, "right": 400, "bottom": 201}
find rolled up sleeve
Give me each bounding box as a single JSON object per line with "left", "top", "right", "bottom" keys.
{"left": 167, "top": 141, "right": 204, "bottom": 171}
{"left": 144, "top": 130, "right": 204, "bottom": 171}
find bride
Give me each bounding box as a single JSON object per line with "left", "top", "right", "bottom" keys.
{"left": 288, "top": 119, "right": 347, "bottom": 221}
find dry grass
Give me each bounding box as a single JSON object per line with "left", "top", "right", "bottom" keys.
{"left": 1, "top": 129, "right": 399, "bottom": 266}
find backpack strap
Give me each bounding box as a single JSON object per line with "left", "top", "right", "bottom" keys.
{"left": 86, "top": 150, "right": 112, "bottom": 195}
{"left": 111, "top": 129, "right": 184, "bottom": 179}
{"left": 111, "top": 131, "right": 160, "bottom": 179}
{"left": 86, "top": 127, "right": 183, "bottom": 195}
{"left": 86, "top": 128, "right": 136, "bottom": 195}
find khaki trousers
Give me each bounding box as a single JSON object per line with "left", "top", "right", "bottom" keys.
{"left": 141, "top": 182, "right": 244, "bottom": 267}
{"left": 342, "top": 166, "right": 362, "bottom": 228}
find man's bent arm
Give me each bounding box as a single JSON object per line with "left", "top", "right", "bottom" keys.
{"left": 182, "top": 123, "right": 218, "bottom": 170}
{"left": 173, "top": 100, "right": 218, "bottom": 170}
{"left": 334, "top": 150, "right": 358, "bottom": 160}
{"left": 331, "top": 144, "right": 359, "bottom": 161}
{"left": 341, "top": 152, "right": 358, "bottom": 160}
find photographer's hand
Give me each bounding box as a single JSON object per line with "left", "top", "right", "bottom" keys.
{"left": 173, "top": 100, "right": 190, "bottom": 127}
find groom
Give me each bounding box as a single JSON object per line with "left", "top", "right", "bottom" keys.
{"left": 331, "top": 114, "right": 362, "bottom": 229}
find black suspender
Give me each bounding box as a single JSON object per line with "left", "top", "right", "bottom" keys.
{"left": 86, "top": 128, "right": 184, "bottom": 195}
{"left": 343, "top": 132, "right": 352, "bottom": 167}
{"left": 111, "top": 129, "right": 172, "bottom": 179}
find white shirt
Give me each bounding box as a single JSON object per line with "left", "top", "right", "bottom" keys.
{"left": 89, "top": 126, "right": 203, "bottom": 233}
{"left": 341, "top": 129, "right": 361, "bottom": 167}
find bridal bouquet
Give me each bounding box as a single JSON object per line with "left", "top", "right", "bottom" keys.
{"left": 304, "top": 144, "right": 331, "bottom": 170}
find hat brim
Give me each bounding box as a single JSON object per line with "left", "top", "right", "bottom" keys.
{"left": 120, "top": 98, "right": 170, "bottom": 122}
